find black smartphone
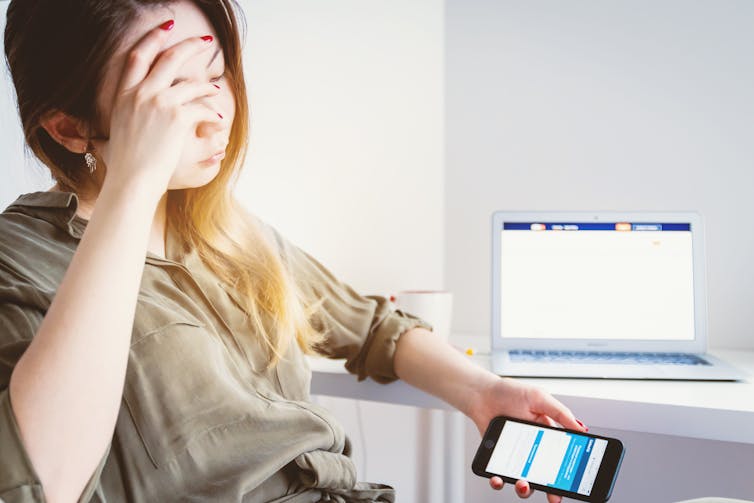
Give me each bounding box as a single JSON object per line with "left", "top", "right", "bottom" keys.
{"left": 472, "top": 415, "right": 625, "bottom": 502}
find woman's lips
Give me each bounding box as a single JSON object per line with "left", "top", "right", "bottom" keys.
{"left": 200, "top": 150, "right": 226, "bottom": 164}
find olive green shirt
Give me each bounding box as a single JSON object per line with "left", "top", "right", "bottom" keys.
{"left": 0, "top": 191, "right": 433, "bottom": 503}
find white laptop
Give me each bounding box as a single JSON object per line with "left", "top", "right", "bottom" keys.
{"left": 490, "top": 211, "right": 745, "bottom": 380}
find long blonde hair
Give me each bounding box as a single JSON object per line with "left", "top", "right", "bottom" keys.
{"left": 5, "top": 0, "right": 327, "bottom": 366}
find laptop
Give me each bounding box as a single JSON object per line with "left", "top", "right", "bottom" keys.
{"left": 489, "top": 211, "right": 745, "bottom": 380}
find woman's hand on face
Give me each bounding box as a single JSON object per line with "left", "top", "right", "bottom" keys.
{"left": 468, "top": 377, "right": 588, "bottom": 503}
{"left": 93, "top": 20, "right": 222, "bottom": 200}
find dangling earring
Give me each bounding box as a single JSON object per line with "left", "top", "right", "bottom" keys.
{"left": 84, "top": 140, "right": 97, "bottom": 174}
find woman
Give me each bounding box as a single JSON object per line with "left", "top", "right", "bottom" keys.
{"left": 0, "top": 1, "right": 586, "bottom": 501}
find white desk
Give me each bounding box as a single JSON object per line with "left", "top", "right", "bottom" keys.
{"left": 308, "top": 338, "right": 754, "bottom": 501}
{"left": 309, "top": 344, "right": 754, "bottom": 444}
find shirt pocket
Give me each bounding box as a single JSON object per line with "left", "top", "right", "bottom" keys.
{"left": 123, "top": 295, "right": 260, "bottom": 469}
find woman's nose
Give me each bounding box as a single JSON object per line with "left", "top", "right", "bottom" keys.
{"left": 195, "top": 117, "right": 226, "bottom": 139}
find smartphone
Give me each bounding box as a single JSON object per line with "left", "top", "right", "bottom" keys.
{"left": 472, "top": 415, "right": 625, "bottom": 502}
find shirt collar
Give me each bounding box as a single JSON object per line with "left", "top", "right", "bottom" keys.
{"left": 5, "top": 190, "right": 186, "bottom": 264}
{"left": 5, "top": 191, "right": 85, "bottom": 238}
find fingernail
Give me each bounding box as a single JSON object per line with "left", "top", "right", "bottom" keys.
{"left": 577, "top": 419, "right": 587, "bottom": 429}
{"left": 201, "top": 35, "right": 214, "bottom": 42}
{"left": 159, "top": 20, "right": 174, "bottom": 31}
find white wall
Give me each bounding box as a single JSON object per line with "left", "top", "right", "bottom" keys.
{"left": 238, "top": 0, "right": 445, "bottom": 296}
{"left": 445, "top": 0, "right": 754, "bottom": 351}
{"left": 447, "top": 1, "right": 754, "bottom": 502}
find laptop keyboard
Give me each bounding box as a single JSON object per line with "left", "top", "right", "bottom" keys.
{"left": 509, "top": 350, "right": 711, "bottom": 366}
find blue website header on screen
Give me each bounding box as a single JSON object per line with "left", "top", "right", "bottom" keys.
{"left": 503, "top": 222, "right": 691, "bottom": 232}
{"left": 486, "top": 421, "right": 608, "bottom": 496}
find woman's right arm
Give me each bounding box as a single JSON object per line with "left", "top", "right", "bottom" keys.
{"left": 6, "top": 22, "right": 222, "bottom": 503}
{"left": 8, "top": 181, "right": 161, "bottom": 503}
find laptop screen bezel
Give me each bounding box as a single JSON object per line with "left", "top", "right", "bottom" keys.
{"left": 490, "top": 211, "right": 708, "bottom": 353}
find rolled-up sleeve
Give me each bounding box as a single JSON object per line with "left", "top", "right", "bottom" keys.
{"left": 261, "top": 222, "right": 434, "bottom": 384}
{"left": 0, "top": 279, "right": 108, "bottom": 503}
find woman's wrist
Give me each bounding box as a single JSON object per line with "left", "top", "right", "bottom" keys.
{"left": 99, "top": 171, "right": 166, "bottom": 210}
{"left": 464, "top": 370, "right": 502, "bottom": 426}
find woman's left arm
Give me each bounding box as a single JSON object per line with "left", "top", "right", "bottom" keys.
{"left": 393, "top": 326, "right": 588, "bottom": 503}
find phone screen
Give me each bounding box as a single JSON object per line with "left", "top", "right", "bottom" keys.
{"left": 486, "top": 420, "right": 608, "bottom": 497}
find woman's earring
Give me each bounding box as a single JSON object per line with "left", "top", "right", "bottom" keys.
{"left": 84, "top": 140, "right": 97, "bottom": 174}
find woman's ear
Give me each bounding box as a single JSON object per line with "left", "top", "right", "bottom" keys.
{"left": 39, "top": 110, "right": 90, "bottom": 154}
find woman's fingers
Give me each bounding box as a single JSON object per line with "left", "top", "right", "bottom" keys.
{"left": 489, "top": 477, "right": 557, "bottom": 502}
{"left": 531, "top": 411, "right": 560, "bottom": 429}
{"left": 528, "top": 387, "right": 584, "bottom": 431}
{"left": 116, "top": 20, "right": 175, "bottom": 94}
{"left": 181, "top": 101, "right": 225, "bottom": 127}
{"left": 140, "top": 35, "right": 215, "bottom": 92}
{"left": 161, "top": 81, "right": 220, "bottom": 106}
{"left": 514, "top": 479, "right": 534, "bottom": 499}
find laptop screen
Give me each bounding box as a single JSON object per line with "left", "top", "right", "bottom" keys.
{"left": 498, "top": 221, "right": 695, "bottom": 342}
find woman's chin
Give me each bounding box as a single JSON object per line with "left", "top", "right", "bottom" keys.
{"left": 168, "top": 163, "right": 223, "bottom": 190}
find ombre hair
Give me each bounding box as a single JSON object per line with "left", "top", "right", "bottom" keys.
{"left": 4, "top": 0, "right": 326, "bottom": 366}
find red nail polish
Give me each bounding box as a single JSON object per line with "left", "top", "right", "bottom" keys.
{"left": 201, "top": 35, "right": 213, "bottom": 42}
{"left": 213, "top": 84, "right": 221, "bottom": 90}
{"left": 159, "top": 20, "right": 174, "bottom": 31}
{"left": 217, "top": 113, "right": 223, "bottom": 119}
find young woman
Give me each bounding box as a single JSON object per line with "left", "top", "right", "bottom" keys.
{"left": 0, "top": 1, "right": 586, "bottom": 501}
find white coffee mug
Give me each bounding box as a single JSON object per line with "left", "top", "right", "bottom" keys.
{"left": 391, "top": 290, "right": 453, "bottom": 342}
